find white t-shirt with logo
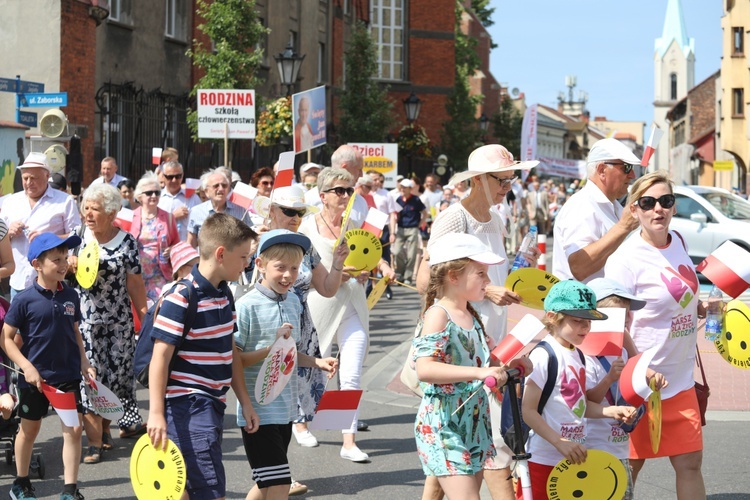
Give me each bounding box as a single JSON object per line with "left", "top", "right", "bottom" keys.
{"left": 584, "top": 350, "right": 630, "bottom": 459}
{"left": 526, "top": 334, "right": 588, "bottom": 466}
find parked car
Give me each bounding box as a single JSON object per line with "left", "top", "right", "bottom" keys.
{"left": 670, "top": 185, "right": 750, "bottom": 267}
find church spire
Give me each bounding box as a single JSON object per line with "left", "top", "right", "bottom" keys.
{"left": 655, "top": 0, "right": 694, "bottom": 58}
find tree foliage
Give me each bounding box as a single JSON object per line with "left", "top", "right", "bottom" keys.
{"left": 186, "top": 0, "right": 267, "bottom": 139}
{"left": 470, "top": 0, "right": 495, "bottom": 27}
{"left": 337, "top": 21, "right": 394, "bottom": 144}
{"left": 492, "top": 97, "right": 523, "bottom": 158}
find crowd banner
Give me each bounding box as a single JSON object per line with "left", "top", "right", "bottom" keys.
{"left": 348, "top": 143, "right": 399, "bottom": 189}
{"left": 536, "top": 157, "right": 587, "bottom": 179}
{"left": 292, "top": 86, "right": 327, "bottom": 154}
{"left": 520, "top": 104, "right": 538, "bottom": 182}
{"left": 197, "top": 89, "right": 256, "bottom": 140}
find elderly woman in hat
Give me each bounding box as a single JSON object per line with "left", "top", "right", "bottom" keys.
{"left": 416, "top": 144, "right": 539, "bottom": 499}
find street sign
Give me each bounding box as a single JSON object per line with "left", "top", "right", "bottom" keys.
{"left": 18, "top": 111, "right": 37, "bottom": 128}
{"left": 20, "top": 92, "right": 67, "bottom": 107}
{"left": 0, "top": 77, "right": 44, "bottom": 94}
{"left": 713, "top": 160, "right": 734, "bottom": 171}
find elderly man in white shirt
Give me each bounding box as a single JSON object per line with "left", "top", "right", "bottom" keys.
{"left": 90, "top": 156, "right": 127, "bottom": 188}
{"left": 158, "top": 160, "right": 200, "bottom": 241}
{"left": 552, "top": 138, "right": 641, "bottom": 283}
{"left": 3, "top": 152, "right": 81, "bottom": 298}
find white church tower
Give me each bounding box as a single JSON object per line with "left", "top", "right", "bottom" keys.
{"left": 653, "top": 0, "right": 694, "bottom": 172}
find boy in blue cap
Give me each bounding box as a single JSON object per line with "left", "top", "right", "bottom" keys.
{"left": 1, "top": 232, "right": 95, "bottom": 500}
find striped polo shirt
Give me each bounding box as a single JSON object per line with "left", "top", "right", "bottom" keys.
{"left": 151, "top": 265, "right": 235, "bottom": 405}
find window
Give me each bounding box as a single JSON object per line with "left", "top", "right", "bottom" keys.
{"left": 318, "top": 42, "right": 327, "bottom": 83}
{"left": 108, "top": 0, "right": 133, "bottom": 25}
{"left": 732, "top": 88, "right": 744, "bottom": 116}
{"left": 370, "top": 0, "right": 404, "bottom": 81}
{"left": 670, "top": 73, "right": 678, "bottom": 100}
{"left": 165, "top": 0, "right": 188, "bottom": 41}
{"left": 733, "top": 27, "right": 744, "bottom": 55}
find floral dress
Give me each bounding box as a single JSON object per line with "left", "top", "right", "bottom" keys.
{"left": 413, "top": 306, "right": 495, "bottom": 476}
{"left": 291, "top": 247, "right": 327, "bottom": 422}
{"left": 137, "top": 217, "right": 169, "bottom": 303}
{"left": 77, "top": 230, "right": 143, "bottom": 429}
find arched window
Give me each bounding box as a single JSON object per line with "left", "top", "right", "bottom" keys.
{"left": 670, "top": 73, "right": 678, "bottom": 101}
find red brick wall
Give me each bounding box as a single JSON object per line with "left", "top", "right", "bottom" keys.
{"left": 688, "top": 72, "right": 718, "bottom": 142}
{"left": 60, "top": 1, "right": 98, "bottom": 185}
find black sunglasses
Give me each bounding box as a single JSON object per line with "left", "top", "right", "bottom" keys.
{"left": 634, "top": 194, "right": 675, "bottom": 211}
{"left": 487, "top": 174, "right": 517, "bottom": 187}
{"left": 163, "top": 173, "right": 183, "bottom": 181}
{"left": 605, "top": 162, "right": 635, "bottom": 175}
{"left": 324, "top": 186, "right": 355, "bottom": 197}
{"left": 143, "top": 190, "right": 161, "bottom": 197}
{"left": 278, "top": 206, "right": 306, "bottom": 218}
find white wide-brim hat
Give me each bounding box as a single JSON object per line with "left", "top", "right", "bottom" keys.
{"left": 449, "top": 144, "right": 539, "bottom": 185}
{"left": 255, "top": 185, "right": 320, "bottom": 218}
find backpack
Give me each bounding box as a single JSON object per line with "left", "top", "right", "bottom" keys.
{"left": 500, "top": 341, "right": 585, "bottom": 455}
{"left": 133, "top": 279, "right": 198, "bottom": 388}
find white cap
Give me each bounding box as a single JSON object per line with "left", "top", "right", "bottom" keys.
{"left": 587, "top": 138, "right": 641, "bottom": 165}
{"left": 300, "top": 163, "right": 321, "bottom": 174}
{"left": 429, "top": 233, "right": 505, "bottom": 267}
{"left": 400, "top": 178, "right": 414, "bottom": 188}
{"left": 253, "top": 185, "right": 319, "bottom": 218}
{"left": 18, "top": 152, "right": 52, "bottom": 172}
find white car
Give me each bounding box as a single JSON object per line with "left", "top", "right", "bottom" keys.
{"left": 670, "top": 185, "right": 750, "bottom": 266}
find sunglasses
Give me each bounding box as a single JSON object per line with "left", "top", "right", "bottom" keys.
{"left": 633, "top": 194, "right": 675, "bottom": 211}
{"left": 163, "top": 173, "right": 183, "bottom": 181}
{"left": 277, "top": 206, "right": 306, "bottom": 218}
{"left": 487, "top": 174, "right": 517, "bottom": 187}
{"left": 324, "top": 186, "right": 355, "bottom": 197}
{"left": 142, "top": 190, "right": 161, "bottom": 197}
{"left": 304, "top": 182, "right": 317, "bottom": 189}
{"left": 260, "top": 180, "right": 274, "bottom": 186}
{"left": 605, "top": 162, "right": 635, "bottom": 175}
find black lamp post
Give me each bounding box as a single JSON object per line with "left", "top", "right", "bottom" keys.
{"left": 403, "top": 92, "right": 422, "bottom": 124}
{"left": 478, "top": 113, "right": 490, "bottom": 133}
{"left": 274, "top": 43, "right": 305, "bottom": 96}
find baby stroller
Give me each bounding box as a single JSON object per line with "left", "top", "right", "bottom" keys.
{"left": 0, "top": 297, "right": 44, "bottom": 478}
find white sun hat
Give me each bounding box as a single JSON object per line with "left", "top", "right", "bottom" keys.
{"left": 254, "top": 185, "right": 320, "bottom": 218}
{"left": 449, "top": 144, "right": 539, "bottom": 185}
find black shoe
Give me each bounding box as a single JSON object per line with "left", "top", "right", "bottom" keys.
{"left": 357, "top": 421, "right": 369, "bottom": 431}
{"left": 385, "top": 286, "right": 393, "bottom": 300}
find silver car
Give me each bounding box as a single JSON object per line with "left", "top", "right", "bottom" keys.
{"left": 670, "top": 185, "right": 750, "bottom": 266}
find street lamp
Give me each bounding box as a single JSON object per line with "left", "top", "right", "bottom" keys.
{"left": 274, "top": 43, "right": 305, "bottom": 95}
{"left": 478, "top": 113, "right": 490, "bottom": 133}
{"left": 403, "top": 92, "right": 422, "bottom": 123}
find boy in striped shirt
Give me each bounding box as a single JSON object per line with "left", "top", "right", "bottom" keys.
{"left": 147, "top": 213, "right": 259, "bottom": 500}
{"left": 235, "top": 229, "right": 337, "bottom": 498}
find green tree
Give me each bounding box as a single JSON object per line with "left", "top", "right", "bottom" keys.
{"left": 470, "top": 0, "right": 495, "bottom": 27}
{"left": 441, "top": 6, "right": 483, "bottom": 170}
{"left": 492, "top": 97, "right": 523, "bottom": 158}
{"left": 187, "top": 0, "right": 267, "bottom": 139}
{"left": 338, "top": 21, "right": 394, "bottom": 144}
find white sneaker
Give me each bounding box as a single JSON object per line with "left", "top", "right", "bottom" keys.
{"left": 340, "top": 445, "right": 369, "bottom": 462}
{"left": 292, "top": 427, "right": 319, "bottom": 447}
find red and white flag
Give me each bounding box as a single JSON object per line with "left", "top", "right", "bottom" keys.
{"left": 152, "top": 147, "right": 163, "bottom": 166}
{"left": 275, "top": 151, "right": 295, "bottom": 188}
{"left": 640, "top": 124, "right": 663, "bottom": 167}
{"left": 115, "top": 207, "right": 134, "bottom": 232}
{"left": 41, "top": 382, "right": 79, "bottom": 427}
{"left": 491, "top": 314, "right": 545, "bottom": 364}
{"left": 620, "top": 346, "right": 659, "bottom": 407}
{"left": 229, "top": 182, "right": 258, "bottom": 211}
{"left": 308, "top": 390, "right": 363, "bottom": 431}
{"left": 579, "top": 308, "right": 626, "bottom": 357}
{"left": 360, "top": 208, "right": 389, "bottom": 238}
{"left": 696, "top": 241, "right": 750, "bottom": 298}
{"left": 184, "top": 178, "right": 201, "bottom": 198}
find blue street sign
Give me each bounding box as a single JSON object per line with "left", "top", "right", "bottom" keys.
{"left": 18, "top": 111, "right": 37, "bottom": 128}
{"left": 0, "top": 77, "right": 45, "bottom": 94}
{"left": 21, "top": 92, "right": 67, "bottom": 107}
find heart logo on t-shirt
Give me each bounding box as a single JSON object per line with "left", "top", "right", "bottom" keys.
{"left": 677, "top": 264, "right": 699, "bottom": 293}
{"left": 661, "top": 273, "right": 688, "bottom": 304}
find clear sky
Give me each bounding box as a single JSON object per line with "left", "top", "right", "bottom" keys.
{"left": 488, "top": 0, "right": 724, "bottom": 127}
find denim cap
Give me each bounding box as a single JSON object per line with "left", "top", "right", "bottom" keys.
{"left": 587, "top": 277, "right": 646, "bottom": 311}
{"left": 544, "top": 280, "right": 608, "bottom": 320}
{"left": 258, "top": 228, "right": 311, "bottom": 256}
{"left": 28, "top": 232, "right": 82, "bottom": 262}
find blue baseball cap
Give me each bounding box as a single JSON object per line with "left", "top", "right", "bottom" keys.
{"left": 258, "top": 229, "right": 311, "bottom": 256}
{"left": 587, "top": 278, "right": 646, "bottom": 311}
{"left": 544, "top": 280, "right": 608, "bottom": 320}
{"left": 28, "top": 233, "right": 82, "bottom": 262}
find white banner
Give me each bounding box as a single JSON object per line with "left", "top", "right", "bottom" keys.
{"left": 348, "top": 143, "right": 399, "bottom": 189}
{"left": 536, "top": 157, "right": 587, "bottom": 179}
{"left": 197, "top": 89, "right": 256, "bottom": 139}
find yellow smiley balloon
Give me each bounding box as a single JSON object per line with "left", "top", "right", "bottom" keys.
{"left": 76, "top": 240, "right": 100, "bottom": 289}
{"left": 647, "top": 378, "right": 662, "bottom": 454}
{"left": 715, "top": 299, "right": 750, "bottom": 369}
{"left": 130, "top": 434, "right": 187, "bottom": 500}
{"left": 547, "top": 450, "right": 627, "bottom": 500}
{"left": 343, "top": 229, "right": 382, "bottom": 275}
{"left": 505, "top": 268, "right": 561, "bottom": 310}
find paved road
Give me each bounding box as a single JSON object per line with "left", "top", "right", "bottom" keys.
{"left": 2, "top": 279, "right": 750, "bottom": 499}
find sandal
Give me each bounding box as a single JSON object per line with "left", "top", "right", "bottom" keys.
{"left": 119, "top": 423, "right": 147, "bottom": 438}
{"left": 289, "top": 480, "right": 308, "bottom": 496}
{"left": 101, "top": 432, "right": 114, "bottom": 450}
{"left": 83, "top": 446, "right": 102, "bottom": 464}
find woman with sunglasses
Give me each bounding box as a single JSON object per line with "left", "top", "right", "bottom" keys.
{"left": 299, "top": 167, "right": 395, "bottom": 463}
{"left": 251, "top": 167, "right": 275, "bottom": 198}
{"left": 605, "top": 170, "right": 706, "bottom": 499}
{"left": 125, "top": 172, "right": 178, "bottom": 302}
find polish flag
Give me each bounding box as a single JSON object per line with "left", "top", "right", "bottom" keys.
{"left": 491, "top": 314, "right": 545, "bottom": 364}
{"left": 579, "top": 308, "right": 626, "bottom": 357}
{"left": 184, "top": 178, "right": 201, "bottom": 198}
{"left": 275, "top": 151, "right": 295, "bottom": 188}
{"left": 360, "top": 208, "right": 389, "bottom": 238}
{"left": 308, "top": 390, "right": 363, "bottom": 431}
{"left": 41, "top": 382, "right": 80, "bottom": 427}
{"left": 152, "top": 147, "right": 163, "bottom": 165}
{"left": 696, "top": 241, "right": 750, "bottom": 298}
{"left": 620, "top": 346, "right": 659, "bottom": 407}
{"left": 229, "top": 182, "right": 258, "bottom": 211}
{"left": 115, "top": 207, "right": 134, "bottom": 232}
{"left": 640, "top": 124, "right": 664, "bottom": 167}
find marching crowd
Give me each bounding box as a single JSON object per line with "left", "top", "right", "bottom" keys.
{"left": 0, "top": 137, "right": 707, "bottom": 500}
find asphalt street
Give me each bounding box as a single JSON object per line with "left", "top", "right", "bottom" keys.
{"left": 2, "top": 281, "right": 750, "bottom": 499}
